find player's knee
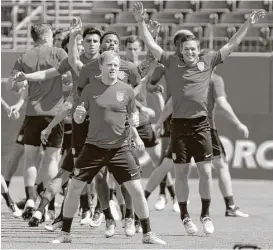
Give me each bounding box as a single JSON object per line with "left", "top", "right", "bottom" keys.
{"left": 68, "top": 178, "right": 85, "bottom": 196}
{"left": 174, "top": 163, "right": 190, "bottom": 179}
{"left": 197, "top": 162, "right": 212, "bottom": 179}
{"left": 213, "top": 158, "right": 228, "bottom": 171}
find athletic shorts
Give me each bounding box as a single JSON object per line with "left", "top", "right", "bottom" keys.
{"left": 171, "top": 116, "right": 212, "bottom": 164}
{"left": 72, "top": 143, "right": 141, "bottom": 185}
{"left": 15, "top": 116, "right": 27, "bottom": 145}
{"left": 61, "top": 124, "right": 72, "bottom": 155}
{"left": 161, "top": 115, "right": 172, "bottom": 138}
{"left": 60, "top": 147, "right": 74, "bottom": 173}
{"left": 24, "top": 116, "right": 64, "bottom": 148}
{"left": 211, "top": 128, "right": 226, "bottom": 158}
{"left": 137, "top": 123, "right": 158, "bottom": 148}
{"left": 72, "top": 117, "right": 89, "bottom": 157}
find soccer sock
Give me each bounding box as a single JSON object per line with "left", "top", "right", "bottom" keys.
{"left": 178, "top": 201, "right": 189, "bottom": 220}
{"left": 37, "top": 197, "right": 50, "bottom": 213}
{"left": 5, "top": 180, "right": 10, "bottom": 188}
{"left": 35, "top": 182, "right": 44, "bottom": 196}
{"left": 201, "top": 198, "right": 211, "bottom": 218}
{"left": 25, "top": 186, "right": 35, "bottom": 201}
{"left": 2, "top": 192, "right": 14, "bottom": 207}
{"left": 144, "top": 190, "right": 151, "bottom": 200}
{"left": 134, "top": 213, "right": 140, "bottom": 224}
{"left": 159, "top": 175, "right": 167, "bottom": 196}
{"left": 109, "top": 188, "right": 116, "bottom": 200}
{"left": 224, "top": 196, "right": 235, "bottom": 209}
{"left": 56, "top": 200, "right": 64, "bottom": 220}
{"left": 48, "top": 197, "right": 55, "bottom": 211}
{"left": 95, "top": 200, "right": 102, "bottom": 213}
{"left": 140, "top": 217, "right": 151, "bottom": 234}
{"left": 62, "top": 217, "right": 73, "bottom": 233}
{"left": 125, "top": 208, "right": 134, "bottom": 219}
{"left": 103, "top": 207, "right": 114, "bottom": 220}
{"left": 80, "top": 194, "right": 89, "bottom": 211}
{"left": 119, "top": 204, "right": 125, "bottom": 220}
{"left": 167, "top": 185, "right": 176, "bottom": 200}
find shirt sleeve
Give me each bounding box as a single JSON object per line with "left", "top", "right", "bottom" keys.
{"left": 79, "top": 85, "right": 90, "bottom": 111}
{"left": 212, "top": 75, "right": 226, "bottom": 99}
{"left": 150, "top": 65, "right": 165, "bottom": 85}
{"left": 205, "top": 50, "right": 223, "bottom": 69}
{"left": 55, "top": 57, "right": 71, "bottom": 75}
{"left": 128, "top": 64, "right": 141, "bottom": 88}
{"left": 159, "top": 51, "right": 172, "bottom": 69}
{"left": 57, "top": 48, "right": 68, "bottom": 62}
{"left": 127, "top": 88, "right": 137, "bottom": 115}
{"left": 77, "top": 65, "right": 89, "bottom": 92}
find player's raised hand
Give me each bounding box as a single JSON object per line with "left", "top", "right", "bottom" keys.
{"left": 70, "top": 17, "right": 82, "bottom": 34}
{"left": 248, "top": 9, "right": 266, "bottom": 24}
{"left": 237, "top": 123, "right": 249, "bottom": 138}
{"left": 133, "top": 2, "right": 146, "bottom": 23}
{"left": 147, "top": 20, "right": 161, "bottom": 39}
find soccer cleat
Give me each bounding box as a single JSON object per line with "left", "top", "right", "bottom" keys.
{"left": 182, "top": 217, "right": 198, "bottom": 235}
{"left": 124, "top": 218, "right": 136, "bottom": 237}
{"left": 172, "top": 198, "right": 180, "bottom": 213}
{"left": 135, "top": 221, "right": 143, "bottom": 233}
{"left": 226, "top": 206, "right": 249, "bottom": 218}
{"left": 28, "top": 216, "right": 41, "bottom": 227}
{"left": 44, "top": 216, "right": 63, "bottom": 232}
{"left": 9, "top": 204, "right": 22, "bottom": 218}
{"left": 89, "top": 211, "right": 104, "bottom": 228}
{"left": 200, "top": 216, "right": 214, "bottom": 235}
{"left": 154, "top": 195, "right": 167, "bottom": 211}
{"left": 105, "top": 219, "right": 116, "bottom": 238}
{"left": 109, "top": 200, "right": 120, "bottom": 221}
{"left": 79, "top": 209, "right": 92, "bottom": 225}
{"left": 22, "top": 207, "right": 35, "bottom": 221}
{"left": 142, "top": 232, "right": 167, "bottom": 245}
{"left": 51, "top": 231, "right": 72, "bottom": 243}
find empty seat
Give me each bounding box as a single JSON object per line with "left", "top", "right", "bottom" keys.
{"left": 200, "top": 1, "right": 232, "bottom": 13}
{"left": 80, "top": 12, "right": 114, "bottom": 25}
{"left": 236, "top": 1, "right": 270, "bottom": 12}
{"left": 116, "top": 11, "right": 148, "bottom": 24}
{"left": 204, "top": 24, "right": 236, "bottom": 38}
{"left": 128, "top": 1, "right": 162, "bottom": 13}
{"left": 151, "top": 12, "right": 183, "bottom": 25}
{"left": 105, "top": 24, "right": 137, "bottom": 37}
{"left": 185, "top": 11, "right": 219, "bottom": 25}
{"left": 91, "top": 1, "right": 125, "bottom": 13}
{"left": 258, "top": 13, "right": 273, "bottom": 26}
{"left": 163, "top": 1, "right": 198, "bottom": 13}
{"left": 220, "top": 12, "right": 248, "bottom": 24}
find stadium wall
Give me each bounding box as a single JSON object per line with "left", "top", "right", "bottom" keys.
{"left": 1, "top": 52, "right": 273, "bottom": 180}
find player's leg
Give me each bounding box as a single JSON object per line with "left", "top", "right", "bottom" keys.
{"left": 111, "top": 145, "right": 166, "bottom": 245}
{"left": 211, "top": 129, "right": 248, "bottom": 217}
{"left": 108, "top": 173, "right": 120, "bottom": 221}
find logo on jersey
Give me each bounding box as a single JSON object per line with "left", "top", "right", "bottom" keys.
{"left": 197, "top": 62, "right": 205, "bottom": 71}
{"left": 116, "top": 91, "right": 125, "bottom": 102}
{"left": 73, "top": 168, "right": 80, "bottom": 176}
{"left": 118, "top": 71, "right": 128, "bottom": 80}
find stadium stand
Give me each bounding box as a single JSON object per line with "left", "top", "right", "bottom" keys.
{"left": 1, "top": 0, "right": 273, "bottom": 52}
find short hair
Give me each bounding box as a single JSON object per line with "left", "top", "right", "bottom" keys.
{"left": 125, "top": 35, "right": 143, "bottom": 48}
{"left": 53, "top": 28, "right": 65, "bottom": 39}
{"left": 173, "top": 29, "right": 194, "bottom": 46}
{"left": 82, "top": 28, "right": 102, "bottom": 39}
{"left": 31, "top": 23, "right": 52, "bottom": 42}
{"left": 61, "top": 34, "right": 70, "bottom": 53}
{"left": 98, "top": 51, "right": 120, "bottom": 65}
{"left": 100, "top": 31, "right": 120, "bottom": 44}
{"left": 179, "top": 35, "right": 200, "bottom": 48}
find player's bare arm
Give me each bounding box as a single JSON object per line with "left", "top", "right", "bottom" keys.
{"left": 220, "top": 9, "right": 266, "bottom": 61}
{"left": 14, "top": 68, "right": 60, "bottom": 82}
{"left": 68, "top": 17, "right": 83, "bottom": 77}
{"left": 133, "top": 2, "right": 163, "bottom": 61}
{"left": 216, "top": 96, "right": 249, "bottom": 138}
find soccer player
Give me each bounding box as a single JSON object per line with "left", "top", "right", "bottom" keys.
{"left": 53, "top": 28, "right": 69, "bottom": 48}
{"left": 133, "top": 2, "right": 265, "bottom": 235}
{"left": 52, "top": 51, "right": 166, "bottom": 245}
{"left": 10, "top": 23, "right": 68, "bottom": 220}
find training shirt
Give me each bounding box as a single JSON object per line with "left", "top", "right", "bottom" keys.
{"left": 12, "top": 44, "right": 67, "bottom": 116}
{"left": 207, "top": 73, "right": 226, "bottom": 129}
{"left": 160, "top": 50, "right": 223, "bottom": 118}
{"left": 79, "top": 79, "right": 137, "bottom": 149}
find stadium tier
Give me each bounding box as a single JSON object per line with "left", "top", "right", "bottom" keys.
{"left": 1, "top": 0, "right": 273, "bottom": 51}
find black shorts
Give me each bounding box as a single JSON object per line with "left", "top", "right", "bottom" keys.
{"left": 24, "top": 116, "right": 64, "bottom": 148}
{"left": 137, "top": 123, "right": 158, "bottom": 148}
{"left": 211, "top": 128, "right": 226, "bottom": 158}
{"left": 72, "top": 144, "right": 141, "bottom": 185}
{"left": 15, "top": 117, "right": 27, "bottom": 145}
{"left": 171, "top": 116, "right": 212, "bottom": 164}
{"left": 161, "top": 115, "right": 172, "bottom": 138}
{"left": 72, "top": 118, "right": 89, "bottom": 157}
{"left": 61, "top": 147, "right": 74, "bottom": 173}
{"left": 61, "top": 124, "right": 72, "bottom": 155}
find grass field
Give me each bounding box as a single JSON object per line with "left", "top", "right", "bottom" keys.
{"left": 1, "top": 177, "right": 273, "bottom": 249}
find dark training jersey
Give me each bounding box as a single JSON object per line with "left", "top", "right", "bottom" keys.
{"left": 80, "top": 79, "right": 137, "bottom": 149}
{"left": 160, "top": 50, "right": 223, "bottom": 118}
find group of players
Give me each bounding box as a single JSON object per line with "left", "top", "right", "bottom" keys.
{"left": 1, "top": 1, "right": 266, "bottom": 245}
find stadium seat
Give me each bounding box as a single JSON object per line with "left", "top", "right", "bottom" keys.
{"left": 91, "top": 1, "right": 125, "bottom": 14}
{"left": 128, "top": 1, "right": 162, "bottom": 14}
{"left": 220, "top": 12, "right": 248, "bottom": 24}
{"left": 105, "top": 23, "right": 137, "bottom": 37}
{"left": 238, "top": 37, "right": 265, "bottom": 52}
{"left": 236, "top": 1, "right": 271, "bottom": 12}
{"left": 151, "top": 12, "right": 183, "bottom": 25}
{"left": 200, "top": 1, "right": 232, "bottom": 13}
{"left": 185, "top": 11, "right": 219, "bottom": 25}
{"left": 258, "top": 12, "right": 273, "bottom": 26}
{"left": 80, "top": 12, "right": 114, "bottom": 26}
{"left": 115, "top": 11, "right": 149, "bottom": 24}
{"left": 163, "top": 0, "right": 198, "bottom": 14}
{"left": 204, "top": 24, "right": 236, "bottom": 39}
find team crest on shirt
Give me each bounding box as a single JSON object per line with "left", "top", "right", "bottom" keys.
{"left": 116, "top": 91, "right": 125, "bottom": 102}
{"left": 73, "top": 168, "right": 80, "bottom": 176}
{"left": 197, "top": 62, "right": 205, "bottom": 71}
{"left": 118, "top": 71, "right": 128, "bottom": 80}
